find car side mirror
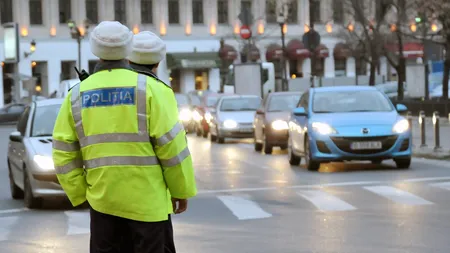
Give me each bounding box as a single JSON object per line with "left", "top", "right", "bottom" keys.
{"left": 9, "top": 131, "right": 23, "bottom": 142}
{"left": 293, "top": 107, "right": 307, "bottom": 116}
{"left": 396, "top": 103, "right": 407, "bottom": 113}
{"left": 256, "top": 109, "right": 265, "bottom": 115}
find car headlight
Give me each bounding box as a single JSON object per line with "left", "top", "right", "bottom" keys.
{"left": 179, "top": 109, "right": 192, "bottom": 122}
{"left": 205, "top": 112, "right": 212, "bottom": 123}
{"left": 271, "top": 120, "right": 288, "bottom": 130}
{"left": 33, "top": 155, "right": 54, "bottom": 171}
{"left": 192, "top": 110, "right": 202, "bottom": 121}
{"left": 223, "top": 119, "right": 238, "bottom": 128}
{"left": 392, "top": 119, "right": 409, "bottom": 133}
{"left": 312, "top": 122, "right": 337, "bottom": 135}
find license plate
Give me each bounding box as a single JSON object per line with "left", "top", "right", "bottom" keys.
{"left": 350, "top": 141, "right": 382, "bottom": 150}
{"left": 239, "top": 128, "right": 253, "bottom": 133}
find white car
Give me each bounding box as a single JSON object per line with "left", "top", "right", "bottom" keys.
{"left": 7, "top": 98, "right": 66, "bottom": 208}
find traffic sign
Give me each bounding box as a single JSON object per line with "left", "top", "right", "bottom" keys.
{"left": 302, "top": 30, "right": 321, "bottom": 51}
{"left": 240, "top": 25, "right": 252, "bottom": 40}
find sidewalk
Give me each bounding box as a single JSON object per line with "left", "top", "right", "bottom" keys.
{"left": 410, "top": 116, "right": 450, "bottom": 159}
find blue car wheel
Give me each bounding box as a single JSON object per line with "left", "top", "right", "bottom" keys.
{"left": 304, "top": 137, "right": 320, "bottom": 171}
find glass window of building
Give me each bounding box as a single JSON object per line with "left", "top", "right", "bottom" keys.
{"left": 192, "top": 0, "right": 203, "bottom": 24}
{"left": 86, "top": 0, "right": 98, "bottom": 24}
{"left": 287, "top": 0, "right": 298, "bottom": 23}
{"left": 241, "top": 0, "right": 252, "bottom": 12}
{"left": 265, "top": 0, "right": 276, "bottom": 23}
{"left": 114, "top": 0, "right": 126, "bottom": 24}
{"left": 217, "top": 0, "right": 228, "bottom": 24}
{"left": 0, "top": 0, "right": 13, "bottom": 24}
{"left": 168, "top": 0, "right": 179, "bottom": 24}
{"left": 141, "top": 0, "right": 153, "bottom": 24}
{"left": 310, "top": 0, "right": 321, "bottom": 24}
{"left": 59, "top": 0, "right": 71, "bottom": 24}
{"left": 29, "top": 0, "right": 43, "bottom": 25}
{"left": 332, "top": 0, "right": 343, "bottom": 24}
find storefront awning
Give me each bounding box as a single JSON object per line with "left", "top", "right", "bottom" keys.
{"left": 265, "top": 43, "right": 283, "bottom": 62}
{"left": 241, "top": 44, "right": 260, "bottom": 61}
{"left": 219, "top": 44, "right": 238, "bottom": 61}
{"left": 384, "top": 42, "right": 424, "bottom": 59}
{"left": 166, "top": 52, "right": 221, "bottom": 69}
{"left": 333, "top": 43, "right": 352, "bottom": 59}
{"left": 286, "top": 39, "right": 310, "bottom": 60}
{"left": 315, "top": 44, "right": 329, "bottom": 58}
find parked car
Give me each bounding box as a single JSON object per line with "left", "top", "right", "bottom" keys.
{"left": 7, "top": 98, "right": 65, "bottom": 208}
{"left": 192, "top": 93, "right": 223, "bottom": 138}
{"left": 209, "top": 95, "right": 262, "bottom": 143}
{"left": 254, "top": 91, "right": 302, "bottom": 154}
{"left": 288, "top": 86, "right": 412, "bottom": 171}
{"left": 0, "top": 103, "right": 27, "bottom": 124}
{"left": 175, "top": 93, "right": 195, "bottom": 132}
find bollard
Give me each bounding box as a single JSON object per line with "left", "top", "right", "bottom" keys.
{"left": 419, "top": 111, "right": 427, "bottom": 147}
{"left": 448, "top": 112, "right": 450, "bottom": 124}
{"left": 433, "top": 111, "right": 441, "bottom": 150}
{"left": 406, "top": 111, "right": 413, "bottom": 146}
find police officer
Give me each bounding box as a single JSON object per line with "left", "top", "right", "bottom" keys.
{"left": 123, "top": 31, "right": 179, "bottom": 253}
{"left": 52, "top": 21, "right": 197, "bottom": 253}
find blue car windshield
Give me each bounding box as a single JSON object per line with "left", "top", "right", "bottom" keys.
{"left": 268, "top": 94, "right": 301, "bottom": 112}
{"left": 312, "top": 90, "right": 393, "bottom": 113}
{"left": 220, "top": 97, "right": 261, "bottom": 111}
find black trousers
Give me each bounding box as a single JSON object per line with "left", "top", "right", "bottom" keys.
{"left": 90, "top": 208, "right": 173, "bottom": 253}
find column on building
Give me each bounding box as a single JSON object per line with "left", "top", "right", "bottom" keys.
{"left": 47, "top": 59, "right": 62, "bottom": 95}
{"left": 324, "top": 44, "right": 335, "bottom": 78}
{"left": 98, "top": 0, "right": 115, "bottom": 21}
{"left": 0, "top": 65, "right": 4, "bottom": 108}
{"left": 180, "top": 70, "right": 195, "bottom": 93}
{"left": 208, "top": 68, "right": 220, "bottom": 92}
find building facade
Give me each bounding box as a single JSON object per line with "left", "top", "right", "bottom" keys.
{"left": 0, "top": 0, "right": 427, "bottom": 107}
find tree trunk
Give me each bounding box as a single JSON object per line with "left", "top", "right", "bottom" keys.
{"left": 396, "top": 57, "right": 406, "bottom": 101}
{"left": 369, "top": 60, "right": 377, "bottom": 86}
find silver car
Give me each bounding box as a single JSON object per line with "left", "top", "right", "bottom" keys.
{"left": 209, "top": 95, "right": 262, "bottom": 143}
{"left": 7, "top": 98, "right": 65, "bottom": 208}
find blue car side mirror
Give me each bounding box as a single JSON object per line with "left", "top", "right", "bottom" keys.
{"left": 396, "top": 103, "right": 407, "bottom": 112}
{"left": 293, "top": 107, "right": 307, "bottom": 116}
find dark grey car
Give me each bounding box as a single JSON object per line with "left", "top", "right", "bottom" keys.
{"left": 0, "top": 103, "right": 27, "bottom": 124}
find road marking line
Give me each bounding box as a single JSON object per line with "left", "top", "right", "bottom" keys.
{"left": 429, "top": 181, "right": 450, "bottom": 191}
{"left": 65, "top": 210, "right": 90, "bottom": 235}
{"left": 217, "top": 195, "right": 272, "bottom": 220}
{"left": 402, "top": 177, "right": 450, "bottom": 182}
{"left": 0, "top": 208, "right": 28, "bottom": 215}
{"left": 363, "top": 186, "right": 433, "bottom": 206}
{"left": 0, "top": 216, "right": 19, "bottom": 241}
{"left": 296, "top": 190, "right": 356, "bottom": 211}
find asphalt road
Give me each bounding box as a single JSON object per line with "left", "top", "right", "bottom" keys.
{"left": 1, "top": 126, "right": 450, "bottom": 253}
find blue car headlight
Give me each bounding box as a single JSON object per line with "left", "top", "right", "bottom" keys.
{"left": 392, "top": 119, "right": 409, "bottom": 134}
{"left": 312, "top": 122, "right": 337, "bottom": 135}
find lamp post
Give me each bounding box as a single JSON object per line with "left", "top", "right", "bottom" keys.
{"left": 68, "top": 20, "right": 90, "bottom": 70}
{"left": 277, "top": 15, "right": 287, "bottom": 92}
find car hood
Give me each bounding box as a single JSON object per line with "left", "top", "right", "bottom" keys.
{"left": 218, "top": 111, "right": 256, "bottom": 123}
{"left": 29, "top": 137, "right": 53, "bottom": 157}
{"left": 312, "top": 111, "right": 400, "bottom": 127}
{"left": 266, "top": 111, "right": 291, "bottom": 123}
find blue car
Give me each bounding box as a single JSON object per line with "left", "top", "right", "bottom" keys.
{"left": 287, "top": 86, "right": 412, "bottom": 171}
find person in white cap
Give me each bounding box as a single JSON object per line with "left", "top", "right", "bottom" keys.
{"left": 52, "top": 21, "right": 197, "bottom": 253}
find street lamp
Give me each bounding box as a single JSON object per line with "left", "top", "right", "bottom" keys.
{"left": 68, "top": 19, "right": 91, "bottom": 70}
{"left": 277, "top": 14, "right": 288, "bottom": 92}
{"left": 23, "top": 40, "right": 36, "bottom": 58}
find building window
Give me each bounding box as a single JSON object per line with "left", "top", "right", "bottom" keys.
{"left": 332, "top": 0, "right": 343, "bottom": 24}
{"left": 287, "top": 0, "right": 298, "bottom": 23}
{"left": 141, "top": 0, "right": 153, "bottom": 24}
{"left": 86, "top": 0, "right": 98, "bottom": 24}
{"left": 241, "top": 0, "right": 252, "bottom": 12}
{"left": 168, "top": 0, "right": 179, "bottom": 24}
{"left": 114, "top": 0, "right": 126, "bottom": 24}
{"left": 310, "top": 0, "right": 321, "bottom": 24}
{"left": 192, "top": 0, "right": 203, "bottom": 24}
{"left": 59, "top": 0, "right": 71, "bottom": 24}
{"left": 217, "top": 0, "right": 228, "bottom": 24}
{"left": 0, "top": 0, "right": 13, "bottom": 24}
{"left": 265, "top": 0, "right": 276, "bottom": 23}
{"left": 334, "top": 59, "right": 346, "bottom": 77}
{"left": 29, "top": 0, "right": 43, "bottom": 25}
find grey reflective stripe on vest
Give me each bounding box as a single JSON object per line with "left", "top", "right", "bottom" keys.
{"left": 150, "top": 122, "right": 184, "bottom": 147}
{"left": 159, "top": 146, "right": 191, "bottom": 167}
{"left": 83, "top": 156, "right": 160, "bottom": 169}
{"left": 71, "top": 84, "right": 85, "bottom": 139}
{"left": 53, "top": 139, "right": 80, "bottom": 152}
{"left": 55, "top": 158, "right": 84, "bottom": 174}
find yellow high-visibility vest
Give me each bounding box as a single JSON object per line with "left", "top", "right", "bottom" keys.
{"left": 52, "top": 68, "right": 197, "bottom": 222}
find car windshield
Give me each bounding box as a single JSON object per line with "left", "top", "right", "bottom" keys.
{"left": 175, "top": 94, "right": 189, "bottom": 106}
{"left": 312, "top": 90, "right": 393, "bottom": 113}
{"left": 268, "top": 94, "right": 301, "bottom": 112}
{"left": 190, "top": 95, "right": 201, "bottom": 106}
{"left": 206, "top": 96, "right": 219, "bottom": 107}
{"left": 31, "top": 104, "right": 62, "bottom": 137}
{"left": 220, "top": 97, "right": 261, "bottom": 111}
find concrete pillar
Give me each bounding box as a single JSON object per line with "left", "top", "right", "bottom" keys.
{"left": 302, "top": 58, "right": 311, "bottom": 77}
{"left": 324, "top": 46, "right": 335, "bottom": 78}
{"left": 98, "top": 0, "right": 114, "bottom": 21}
{"left": 208, "top": 68, "right": 220, "bottom": 92}
{"left": 379, "top": 56, "right": 388, "bottom": 78}
{"left": 346, "top": 57, "right": 356, "bottom": 77}
{"left": 0, "top": 65, "right": 4, "bottom": 108}
{"left": 181, "top": 70, "right": 195, "bottom": 93}
{"left": 48, "top": 59, "right": 62, "bottom": 95}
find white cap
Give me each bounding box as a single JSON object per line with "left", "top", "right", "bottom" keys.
{"left": 128, "top": 31, "right": 166, "bottom": 65}
{"left": 89, "top": 21, "right": 133, "bottom": 60}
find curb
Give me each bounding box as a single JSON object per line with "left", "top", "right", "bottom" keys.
{"left": 412, "top": 147, "right": 450, "bottom": 160}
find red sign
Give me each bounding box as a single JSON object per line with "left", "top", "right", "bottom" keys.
{"left": 240, "top": 25, "right": 252, "bottom": 40}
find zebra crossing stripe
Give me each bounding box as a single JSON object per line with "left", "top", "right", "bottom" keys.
{"left": 217, "top": 195, "right": 272, "bottom": 220}
{"left": 429, "top": 181, "right": 450, "bottom": 191}
{"left": 65, "top": 211, "right": 90, "bottom": 235}
{"left": 0, "top": 216, "right": 18, "bottom": 242}
{"left": 363, "top": 186, "right": 433, "bottom": 206}
{"left": 296, "top": 190, "right": 356, "bottom": 211}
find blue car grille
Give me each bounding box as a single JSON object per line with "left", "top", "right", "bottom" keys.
{"left": 330, "top": 135, "right": 398, "bottom": 154}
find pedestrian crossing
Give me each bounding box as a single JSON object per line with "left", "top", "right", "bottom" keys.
{"left": 0, "top": 180, "right": 449, "bottom": 243}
